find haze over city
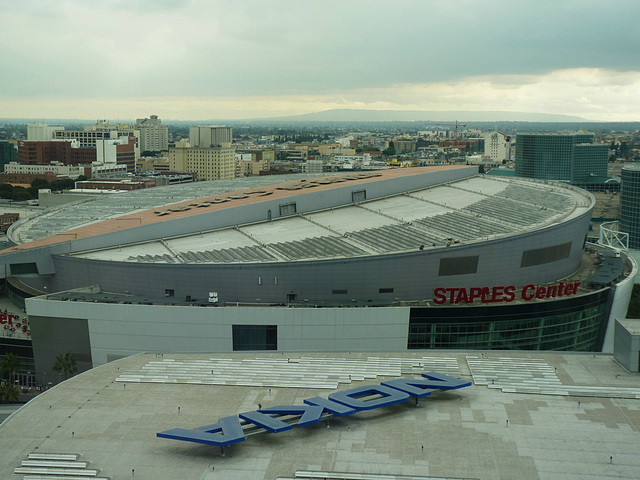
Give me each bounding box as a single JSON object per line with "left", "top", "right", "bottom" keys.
{"left": 2, "top": 0, "right": 640, "bottom": 122}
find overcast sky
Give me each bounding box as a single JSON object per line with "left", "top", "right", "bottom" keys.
{"left": 2, "top": 0, "right": 640, "bottom": 121}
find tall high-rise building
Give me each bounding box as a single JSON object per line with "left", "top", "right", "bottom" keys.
{"left": 483, "top": 131, "right": 512, "bottom": 163}
{"left": 0, "top": 140, "right": 18, "bottom": 170}
{"left": 136, "top": 115, "right": 169, "bottom": 152}
{"left": 515, "top": 133, "right": 609, "bottom": 184}
{"left": 620, "top": 164, "right": 640, "bottom": 249}
{"left": 189, "top": 125, "right": 232, "bottom": 147}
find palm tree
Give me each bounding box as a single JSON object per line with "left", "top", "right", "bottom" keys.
{"left": 0, "top": 353, "right": 20, "bottom": 384}
{"left": 0, "top": 381, "right": 19, "bottom": 403}
{"left": 52, "top": 352, "right": 78, "bottom": 381}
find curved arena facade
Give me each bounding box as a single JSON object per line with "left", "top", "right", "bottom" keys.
{"left": 0, "top": 166, "right": 635, "bottom": 375}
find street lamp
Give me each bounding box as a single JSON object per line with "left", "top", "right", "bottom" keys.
{"left": 43, "top": 371, "right": 46, "bottom": 390}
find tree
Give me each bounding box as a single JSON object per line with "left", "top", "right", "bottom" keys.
{"left": 383, "top": 146, "right": 396, "bottom": 156}
{"left": 0, "top": 183, "right": 14, "bottom": 199}
{"left": 53, "top": 352, "right": 77, "bottom": 380}
{"left": 11, "top": 187, "right": 32, "bottom": 201}
{"left": 49, "top": 179, "right": 76, "bottom": 192}
{"left": 0, "top": 353, "right": 20, "bottom": 383}
{"left": 31, "top": 178, "right": 49, "bottom": 189}
{"left": 141, "top": 150, "right": 162, "bottom": 157}
{"left": 0, "top": 382, "right": 19, "bottom": 403}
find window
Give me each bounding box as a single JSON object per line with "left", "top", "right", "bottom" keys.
{"left": 232, "top": 325, "right": 277, "bottom": 351}
{"left": 352, "top": 189, "right": 366, "bottom": 202}
{"left": 10, "top": 263, "right": 38, "bottom": 274}
{"left": 164, "top": 289, "right": 174, "bottom": 298}
{"left": 521, "top": 242, "right": 571, "bottom": 267}
{"left": 279, "top": 202, "right": 297, "bottom": 216}
{"left": 332, "top": 289, "right": 348, "bottom": 294}
{"left": 438, "top": 256, "right": 479, "bottom": 276}
{"left": 379, "top": 288, "right": 394, "bottom": 293}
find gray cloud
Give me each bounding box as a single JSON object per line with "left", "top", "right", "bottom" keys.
{"left": 1, "top": 0, "right": 639, "bottom": 119}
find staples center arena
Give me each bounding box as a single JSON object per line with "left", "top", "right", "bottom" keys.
{"left": 0, "top": 166, "right": 636, "bottom": 375}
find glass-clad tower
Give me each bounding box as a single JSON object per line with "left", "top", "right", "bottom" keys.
{"left": 621, "top": 164, "right": 640, "bottom": 249}
{"left": 515, "top": 133, "right": 607, "bottom": 183}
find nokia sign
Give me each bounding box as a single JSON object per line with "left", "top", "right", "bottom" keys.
{"left": 157, "top": 372, "right": 471, "bottom": 447}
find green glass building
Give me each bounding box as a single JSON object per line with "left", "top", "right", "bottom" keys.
{"left": 0, "top": 141, "right": 17, "bottom": 170}
{"left": 620, "top": 164, "right": 640, "bottom": 249}
{"left": 515, "top": 133, "right": 608, "bottom": 184}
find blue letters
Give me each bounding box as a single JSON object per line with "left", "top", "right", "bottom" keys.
{"left": 157, "top": 372, "right": 470, "bottom": 447}
{"left": 304, "top": 396, "right": 357, "bottom": 416}
{"left": 239, "top": 405, "right": 324, "bottom": 431}
{"left": 157, "top": 415, "right": 245, "bottom": 446}
{"left": 420, "top": 371, "right": 472, "bottom": 390}
{"left": 382, "top": 372, "right": 471, "bottom": 397}
{"left": 329, "top": 385, "right": 410, "bottom": 411}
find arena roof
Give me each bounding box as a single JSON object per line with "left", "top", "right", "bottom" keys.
{"left": 9, "top": 172, "right": 344, "bottom": 247}
{"left": 2, "top": 351, "right": 639, "bottom": 480}
{"left": 60, "top": 171, "right": 593, "bottom": 264}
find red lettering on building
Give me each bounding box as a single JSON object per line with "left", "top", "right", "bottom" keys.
{"left": 433, "top": 282, "right": 581, "bottom": 305}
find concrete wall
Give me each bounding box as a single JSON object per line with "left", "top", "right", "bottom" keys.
{"left": 25, "top": 297, "right": 411, "bottom": 368}
{"left": 613, "top": 319, "right": 640, "bottom": 372}
{"left": 602, "top": 254, "right": 638, "bottom": 353}
{"left": 28, "top": 313, "right": 93, "bottom": 380}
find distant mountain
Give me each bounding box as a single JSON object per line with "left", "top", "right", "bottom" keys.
{"left": 260, "top": 109, "right": 587, "bottom": 123}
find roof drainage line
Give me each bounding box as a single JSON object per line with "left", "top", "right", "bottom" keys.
{"left": 397, "top": 195, "right": 519, "bottom": 243}
{"left": 159, "top": 239, "right": 184, "bottom": 263}
{"left": 233, "top": 225, "right": 290, "bottom": 262}
{"left": 449, "top": 182, "right": 575, "bottom": 214}
{"left": 402, "top": 195, "right": 460, "bottom": 214}
{"left": 445, "top": 183, "right": 494, "bottom": 199}
{"left": 404, "top": 219, "right": 452, "bottom": 244}
{"left": 353, "top": 203, "right": 409, "bottom": 225}
{"left": 296, "top": 214, "right": 378, "bottom": 255}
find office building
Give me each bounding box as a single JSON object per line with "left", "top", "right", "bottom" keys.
{"left": 483, "top": 131, "right": 512, "bottom": 163}
{"left": 4, "top": 161, "right": 84, "bottom": 179}
{"left": 96, "top": 137, "right": 137, "bottom": 172}
{"left": 136, "top": 115, "right": 169, "bottom": 152}
{"left": 17, "top": 140, "right": 78, "bottom": 165}
{"left": 620, "top": 164, "right": 640, "bottom": 249}
{"left": 26, "top": 123, "right": 63, "bottom": 141}
{"left": 169, "top": 142, "right": 235, "bottom": 180}
{"left": 0, "top": 140, "right": 18, "bottom": 170}
{"left": 189, "top": 125, "right": 233, "bottom": 147}
{"left": 54, "top": 120, "right": 139, "bottom": 151}
{"left": 515, "top": 133, "right": 609, "bottom": 184}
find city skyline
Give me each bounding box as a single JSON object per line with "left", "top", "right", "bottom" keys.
{"left": 2, "top": 0, "right": 640, "bottom": 121}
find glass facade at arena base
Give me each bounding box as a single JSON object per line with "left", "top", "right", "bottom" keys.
{"left": 408, "top": 290, "right": 611, "bottom": 351}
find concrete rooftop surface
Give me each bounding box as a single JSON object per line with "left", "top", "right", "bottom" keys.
{"left": 1, "top": 351, "right": 639, "bottom": 480}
